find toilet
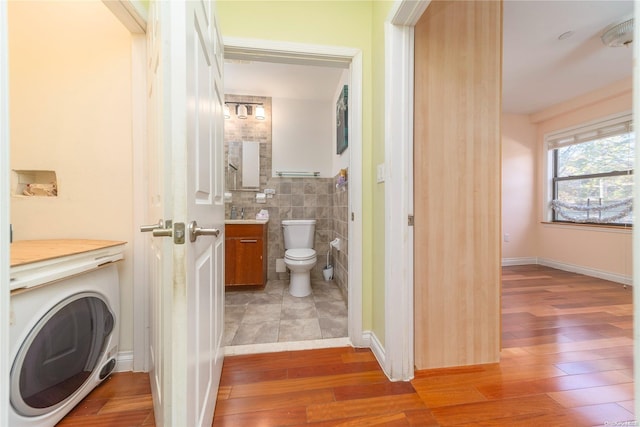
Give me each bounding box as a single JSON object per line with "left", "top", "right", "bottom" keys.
{"left": 282, "top": 219, "right": 317, "bottom": 297}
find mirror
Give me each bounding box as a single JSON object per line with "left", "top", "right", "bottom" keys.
{"left": 224, "top": 95, "right": 271, "bottom": 192}
{"left": 226, "top": 140, "right": 261, "bottom": 191}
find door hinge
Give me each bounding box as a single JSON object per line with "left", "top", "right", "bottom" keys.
{"left": 351, "top": 212, "right": 355, "bottom": 221}
{"left": 408, "top": 215, "right": 414, "bottom": 226}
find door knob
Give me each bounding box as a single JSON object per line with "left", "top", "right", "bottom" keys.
{"left": 188, "top": 221, "right": 220, "bottom": 242}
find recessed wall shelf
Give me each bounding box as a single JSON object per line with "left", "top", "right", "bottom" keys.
{"left": 12, "top": 170, "right": 58, "bottom": 197}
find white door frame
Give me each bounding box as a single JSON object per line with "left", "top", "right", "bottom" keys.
{"left": 102, "top": 0, "right": 150, "bottom": 372}
{"left": 0, "top": 3, "right": 11, "bottom": 425}
{"left": 223, "top": 36, "right": 365, "bottom": 348}
{"left": 384, "top": 0, "right": 429, "bottom": 381}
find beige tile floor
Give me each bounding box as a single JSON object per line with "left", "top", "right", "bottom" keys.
{"left": 224, "top": 278, "right": 348, "bottom": 346}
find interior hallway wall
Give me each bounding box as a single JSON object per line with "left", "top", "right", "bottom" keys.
{"left": 8, "top": 1, "right": 135, "bottom": 352}
{"left": 502, "top": 114, "right": 538, "bottom": 260}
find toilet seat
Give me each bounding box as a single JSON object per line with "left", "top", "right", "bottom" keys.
{"left": 285, "top": 248, "right": 316, "bottom": 261}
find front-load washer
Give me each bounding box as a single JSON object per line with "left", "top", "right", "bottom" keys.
{"left": 9, "top": 264, "right": 120, "bottom": 427}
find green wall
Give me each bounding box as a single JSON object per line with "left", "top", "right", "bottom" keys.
{"left": 371, "top": 0, "right": 392, "bottom": 345}
{"left": 217, "top": 0, "right": 393, "bottom": 342}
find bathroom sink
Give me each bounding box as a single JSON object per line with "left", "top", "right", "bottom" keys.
{"left": 225, "top": 219, "right": 269, "bottom": 225}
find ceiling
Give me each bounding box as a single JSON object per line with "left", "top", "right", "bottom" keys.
{"left": 503, "top": 0, "right": 633, "bottom": 114}
{"left": 224, "top": 60, "right": 345, "bottom": 101}
{"left": 224, "top": 1, "right": 634, "bottom": 115}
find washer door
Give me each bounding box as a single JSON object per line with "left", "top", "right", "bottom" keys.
{"left": 10, "top": 292, "right": 114, "bottom": 417}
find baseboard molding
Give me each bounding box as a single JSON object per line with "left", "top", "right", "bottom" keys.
{"left": 537, "top": 258, "right": 632, "bottom": 286}
{"left": 115, "top": 351, "right": 134, "bottom": 372}
{"left": 502, "top": 256, "right": 631, "bottom": 286}
{"left": 502, "top": 257, "right": 538, "bottom": 266}
{"left": 363, "top": 330, "right": 388, "bottom": 376}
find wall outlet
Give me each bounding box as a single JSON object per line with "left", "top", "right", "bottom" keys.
{"left": 504, "top": 233, "right": 510, "bottom": 242}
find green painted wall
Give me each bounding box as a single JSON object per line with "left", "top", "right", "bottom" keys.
{"left": 217, "top": 0, "right": 392, "bottom": 339}
{"left": 371, "top": 0, "right": 392, "bottom": 345}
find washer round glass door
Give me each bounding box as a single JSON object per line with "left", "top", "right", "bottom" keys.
{"left": 10, "top": 292, "right": 114, "bottom": 417}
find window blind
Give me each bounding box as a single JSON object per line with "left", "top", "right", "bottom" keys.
{"left": 546, "top": 114, "right": 633, "bottom": 150}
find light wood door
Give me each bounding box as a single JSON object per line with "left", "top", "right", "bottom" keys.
{"left": 413, "top": 0, "right": 502, "bottom": 369}
{"left": 145, "top": 1, "right": 224, "bottom": 425}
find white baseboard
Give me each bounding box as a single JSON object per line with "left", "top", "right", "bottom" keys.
{"left": 363, "top": 330, "right": 387, "bottom": 376}
{"left": 115, "top": 350, "right": 134, "bottom": 372}
{"left": 502, "top": 257, "right": 538, "bottom": 266}
{"left": 537, "top": 258, "right": 632, "bottom": 286}
{"left": 502, "top": 256, "right": 631, "bottom": 286}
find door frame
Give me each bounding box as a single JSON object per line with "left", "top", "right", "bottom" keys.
{"left": 102, "top": 0, "right": 150, "bottom": 372}
{"left": 223, "top": 36, "right": 365, "bottom": 348}
{"left": 384, "top": 0, "right": 429, "bottom": 381}
{"left": 1, "top": 3, "right": 10, "bottom": 425}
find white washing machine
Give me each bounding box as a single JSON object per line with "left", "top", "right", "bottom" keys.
{"left": 9, "top": 245, "right": 122, "bottom": 427}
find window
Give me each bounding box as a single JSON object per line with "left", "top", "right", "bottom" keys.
{"left": 547, "top": 114, "right": 634, "bottom": 226}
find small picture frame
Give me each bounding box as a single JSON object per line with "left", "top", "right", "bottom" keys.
{"left": 336, "top": 85, "right": 348, "bottom": 155}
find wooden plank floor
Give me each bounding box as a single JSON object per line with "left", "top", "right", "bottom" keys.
{"left": 58, "top": 265, "right": 634, "bottom": 426}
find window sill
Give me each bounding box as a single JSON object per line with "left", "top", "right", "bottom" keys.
{"left": 541, "top": 221, "right": 632, "bottom": 233}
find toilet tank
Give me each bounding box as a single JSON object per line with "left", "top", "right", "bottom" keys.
{"left": 282, "top": 220, "right": 316, "bottom": 249}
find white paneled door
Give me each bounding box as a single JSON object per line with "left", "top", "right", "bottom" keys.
{"left": 144, "top": 1, "right": 225, "bottom": 426}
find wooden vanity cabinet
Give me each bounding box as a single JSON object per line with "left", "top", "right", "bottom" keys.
{"left": 225, "top": 223, "right": 267, "bottom": 287}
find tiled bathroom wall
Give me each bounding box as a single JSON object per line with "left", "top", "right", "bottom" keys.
{"left": 224, "top": 94, "right": 349, "bottom": 292}
{"left": 331, "top": 172, "right": 349, "bottom": 302}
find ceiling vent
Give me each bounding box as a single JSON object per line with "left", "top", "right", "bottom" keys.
{"left": 601, "top": 16, "right": 634, "bottom": 47}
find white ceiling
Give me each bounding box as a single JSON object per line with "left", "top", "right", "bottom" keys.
{"left": 224, "top": 1, "right": 634, "bottom": 115}
{"left": 503, "top": 0, "right": 633, "bottom": 114}
{"left": 224, "top": 60, "right": 344, "bottom": 101}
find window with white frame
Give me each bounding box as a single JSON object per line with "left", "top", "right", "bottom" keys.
{"left": 546, "top": 113, "right": 634, "bottom": 226}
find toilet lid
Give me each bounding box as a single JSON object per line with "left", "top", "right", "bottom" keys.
{"left": 285, "top": 248, "right": 316, "bottom": 261}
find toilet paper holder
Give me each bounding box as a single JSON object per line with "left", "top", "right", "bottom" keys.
{"left": 329, "top": 238, "right": 342, "bottom": 251}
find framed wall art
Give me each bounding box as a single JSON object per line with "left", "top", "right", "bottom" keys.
{"left": 336, "top": 85, "right": 348, "bottom": 155}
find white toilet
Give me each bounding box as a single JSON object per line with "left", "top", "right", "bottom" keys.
{"left": 282, "top": 219, "right": 317, "bottom": 297}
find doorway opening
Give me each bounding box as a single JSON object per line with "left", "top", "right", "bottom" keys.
{"left": 221, "top": 38, "right": 363, "bottom": 354}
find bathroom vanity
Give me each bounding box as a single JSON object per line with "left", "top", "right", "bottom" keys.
{"left": 224, "top": 220, "right": 268, "bottom": 288}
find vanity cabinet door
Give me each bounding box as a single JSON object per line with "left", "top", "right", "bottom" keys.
{"left": 225, "top": 224, "right": 268, "bottom": 287}
{"left": 235, "top": 238, "right": 263, "bottom": 285}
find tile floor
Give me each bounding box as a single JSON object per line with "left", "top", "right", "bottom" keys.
{"left": 224, "top": 278, "right": 348, "bottom": 346}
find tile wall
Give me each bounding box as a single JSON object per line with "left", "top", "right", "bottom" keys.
{"left": 224, "top": 94, "right": 348, "bottom": 299}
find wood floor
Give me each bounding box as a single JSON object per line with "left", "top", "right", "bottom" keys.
{"left": 58, "top": 265, "right": 634, "bottom": 426}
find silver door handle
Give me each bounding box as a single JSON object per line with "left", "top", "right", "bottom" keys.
{"left": 188, "top": 221, "right": 220, "bottom": 242}
{"left": 140, "top": 219, "right": 173, "bottom": 238}
{"left": 140, "top": 219, "right": 164, "bottom": 232}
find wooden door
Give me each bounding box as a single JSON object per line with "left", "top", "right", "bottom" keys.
{"left": 413, "top": 0, "right": 502, "bottom": 369}
{"left": 236, "top": 239, "right": 263, "bottom": 285}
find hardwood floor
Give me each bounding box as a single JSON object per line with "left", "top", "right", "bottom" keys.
{"left": 58, "top": 265, "right": 634, "bottom": 426}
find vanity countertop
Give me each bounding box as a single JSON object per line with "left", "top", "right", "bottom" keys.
{"left": 225, "top": 219, "right": 269, "bottom": 225}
